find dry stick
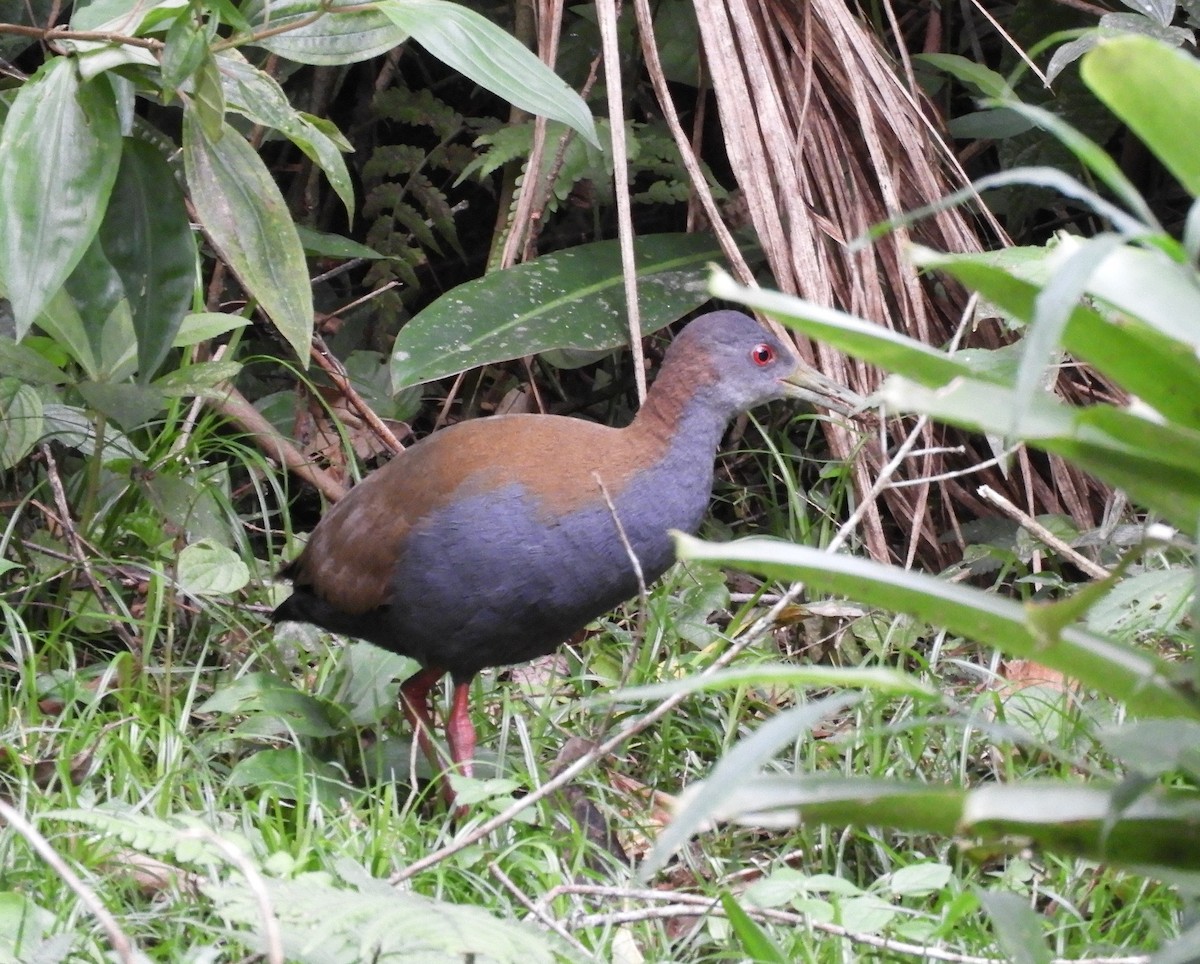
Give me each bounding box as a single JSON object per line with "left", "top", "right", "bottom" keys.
{"left": 532, "top": 885, "right": 1147, "bottom": 964}
{"left": 179, "top": 828, "right": 284, "bottom": 964}
{"left": 597, "top": 0, "right": 646, "bottom": 403}
{"left": 208, "top": 384, "right": 347, "bottom": 503}
{"left": 40, "top": 444, "right": 141, "bottom": 653}
{"left": 977, "top": 484, "right": 1111, "bottom": 580}
{"left": 310, "top": 331, "right": 405, "bottom": 456}
{"left": 488, "top": 861, "right": 592, "bottom": 957}
{"left": 0, "top": 799, "right": 139, "bottom": 963}
{"left": 630, "top": 0, "right": 751, "bottom": 284}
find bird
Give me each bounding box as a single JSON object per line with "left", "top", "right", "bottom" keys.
{"left": 272, "top": 309, "right": 849, "bottom": 805}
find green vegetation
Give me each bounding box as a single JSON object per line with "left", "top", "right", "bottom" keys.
{"left": 1, "top": 2, "right": 1198, "bottom": 963}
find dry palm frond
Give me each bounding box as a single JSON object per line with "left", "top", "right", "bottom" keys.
{"left": 666, "top": 0, "right": 1110, "bottom": 568}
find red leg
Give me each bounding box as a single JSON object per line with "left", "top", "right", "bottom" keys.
{"left": 445, "top": 680, "right": 476, "bottom": 780}
{"left": 399, "top": 665, "right": 448, "bottom": 779}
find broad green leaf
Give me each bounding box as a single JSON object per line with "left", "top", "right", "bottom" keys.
{"left": 77, "top": 380, "right": 166, "bottom": 430}
{"left": 192, "top": 50, "right": 226, "bottom": 142}
{"left": 0, "top": 378, "right": 43, "bottom": 470}
{"left": 197, "top": 672, "right": 345, "bottom": 737}
{"left": 882, "top": 375, "right": 1200, "bottom": 529}
{"left": 41, "top": 403, "right": 145, "bottom": 461}
{"left": 0, "top": 335, "right": 68, "bottom": 386}
{"left": 916, "top": 246, "right": 1200, "bottom": 430}
{"left": 161, "top": 10, "right": 208, "bottom": 93}
{"left": 153, "top": 359, "right": 243, "bottom": 397}
{"left": 173, "top": 312, "right": 251, "bottom": 347}
{"left": 1083, "top": 37, "right": 1200, "bottom": 196}
{"left": 644, "top": 695, "right": 860, "bottom": 875}
{"left": 709, "top": 268, "right": 972, "bottom": 388}
{"left": 243, "top": 0, "right": 409, "bottom": 65}
{"left": 377, "top": 0, "right": 598, "bottom": 148}
{"left": 227, "top": 748, "right": 350, "bottom": 806}
{"left": 673, "top": 533, "right": 1199, "bottom": 719}
{"left": 679, "top": 775, "right": 1200, "bottom": 872}
{"left": 183, "top": 109, "right": 312, "bottom": 362}
{"left": 177, "top": 538, "right": 251, "bottom": 595}
{"left": 98, "top": 139, "right": 196, "bottom": 379}
{"left": 0, "top": 59, "right": 121, "bottom": 336}
{"left": 392, "top": 233, "right": 747, "bottom": 389}
{"left": 217, "top": 52, "right": 354, "bottom": 218}
{"left": 34, "top": 286, "right": 102, "bottom": 380}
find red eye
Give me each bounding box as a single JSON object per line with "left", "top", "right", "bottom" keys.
{"left": 751, "top": 343, "right": 775, "bottom": 366}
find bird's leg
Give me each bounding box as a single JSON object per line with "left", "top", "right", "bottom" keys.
{"left": 399, "top": 665, "right": 451, "bottom": 788}
{"left": 445, "top": 680, "right": 476, "bottom": 781}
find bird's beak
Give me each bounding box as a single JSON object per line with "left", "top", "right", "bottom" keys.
{"left": 779, "top": 364, "right": 864, "bottom": 418}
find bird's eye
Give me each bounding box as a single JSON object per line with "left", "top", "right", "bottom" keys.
{"left": 751, "top": 343, "right": 776, "bottom": 366}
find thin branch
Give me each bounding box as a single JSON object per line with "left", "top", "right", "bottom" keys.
{"left": 488, "top": 861, "right": 592, "bottom": 957}
{"left": 0, "top": 799, "right": 139, "bottom": 963}
{"left": 978, "top": 484, "right": 1110, "bottom": 580}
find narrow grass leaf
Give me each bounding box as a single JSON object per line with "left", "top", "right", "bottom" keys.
{"left": 719, "top": 892, "right": 790, "bottom": 963}
{"left": 643, "top": 694, "right": 860, "bottom": 876}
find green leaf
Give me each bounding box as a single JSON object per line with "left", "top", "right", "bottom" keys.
{"left": 392, "top": 233, "right": 748, "bottom": 389}
{"left": 242, "top": 0, "right": 409, "bottom": 65}
{"left": 605, "top": 664, "right": 937, "bottom": 703}
{"left": 678, "top": 774, "right": 1200, "bottom": 872}
{"left": 916, "top": 52, "right": 1013, "bottom": 98}
{"left": 153, "top": 359, "right": 243, "bottom": 397}
{"left": 709, "top": 268, "right": 971, "bottom": 388}
{"left": 99, "top": 138, "right": 196, "bottom": 380}
{"left": 295, "top": 227, "right": 387, "bottom": 260}
{"left": 1082, "top": 36, "right": 1200, "bottom": 197}
{"left": 217, "top": 52, "right": 354, "bottom": 218}
{"left": 177, "top": 538, "right": 251, "bottom": 595}
{"left": 882, "top": 374, "right": 1200, "bottom": 529}
{"left": 0, "top": 59, "right": 121, "bottom": 336}
{"left": 673, "top": 533, "right": 1199, "bottom": 719}
{"left": 720, "top": 892, "right": 789, "bottom": 963}
{"left": 77, "top": 380, "right": 166, "bottom": 430}
{"left": 979, "top": 891, "right": 1052, "bottom": 964}
{"left": 377, "top": 0, "right": 598, "bottom": 148}
{"left": 0, "top": 377, "right": 43, "bottom": 470}
{"left": 643, "top": 695, "right": 861, "bottom": 876}
{"left": 183, "top": 109, "right": 313, "bottom": 362}
{"left": 172, "top": 311, "right": 251, "bottom": 347}
{"left": 0, "top": 336, "right": 69, "bottom": 386}
{"left": 915, "top": 246, "right": 1200, "bottom": 431}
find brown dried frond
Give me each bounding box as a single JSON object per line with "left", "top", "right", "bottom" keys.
{"left": 680, "top": 0, "right": 1109, "bottom": 568}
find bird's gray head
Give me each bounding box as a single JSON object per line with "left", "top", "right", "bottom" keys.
{"left": 666, "top": 310, "right": 802, "bottom": 415}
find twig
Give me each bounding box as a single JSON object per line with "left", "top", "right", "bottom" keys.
{"left": 180, "top": 828, "right": 283, "bottom": 964}
{"left": 0, "top": 799, "right": 139, "bottom": 963}
{"left": 977, "top": 484, "right": 1110, "bottom": 580}
{"left": 207, "top": 383, "right": 348, "bottom": 503}
{"left": 40, "top": 444, "right": 141, "bottom": 652}
{"left": 488, "top": 861, "right": 592, "bottom": 957}
{"left": 310, "top": 331, "right": 405, "bottom": 456}
{"left": 597, "top": 0, "right": 646, "bottom": 402}
{"left": 533, "top": 884, "right": 1147, "bottom": 964}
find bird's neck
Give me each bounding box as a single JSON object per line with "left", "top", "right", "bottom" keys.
{"left": 630, "top": 356, "right": 730, "bottom": 456}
